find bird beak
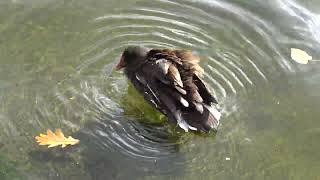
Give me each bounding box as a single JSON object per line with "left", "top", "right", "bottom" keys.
{"left": 116, "top": 56, "right": 126, "bottom": 70}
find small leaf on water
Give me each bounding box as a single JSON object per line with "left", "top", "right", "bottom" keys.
{"left": 35, "top": 129, "right": 79, "bottom": 148}
{"left": 290, "top": 48, "right": 312, "bottom": 64}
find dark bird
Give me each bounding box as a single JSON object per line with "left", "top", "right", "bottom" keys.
{"left": 116, "top": 46, "right": 221, "bottom": 132}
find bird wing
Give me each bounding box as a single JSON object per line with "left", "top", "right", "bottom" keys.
{"left": 145, "top": 49, "right": 219, "bottom": 112}
{"left": 193, "top": 74, "right": 218, "bottom": 104}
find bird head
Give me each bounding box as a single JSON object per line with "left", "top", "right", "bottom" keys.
{"left": 117, "top": 46, "right": 149, "bottom": 70}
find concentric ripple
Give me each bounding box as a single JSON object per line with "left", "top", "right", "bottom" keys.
{"left": 30, "top": 0, "right": 320, "bottom": 176}
{"left": 37, "top": 1, "right": 318, "bottom": 171}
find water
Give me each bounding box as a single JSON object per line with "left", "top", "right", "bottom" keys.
{"left": 0, "top": 0, "right": 320, "bottom": 179}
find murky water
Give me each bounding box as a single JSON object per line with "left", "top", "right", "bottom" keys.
{"left": 0, "top": 0, "right": 320, "bottom": 179}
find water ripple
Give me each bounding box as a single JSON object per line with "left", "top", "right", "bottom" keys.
{"left": 31, "top": 0, "right": 320, "bottom": 176}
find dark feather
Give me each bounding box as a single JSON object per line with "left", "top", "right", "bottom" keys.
{"left": 193, "top": 74, "right": 218, "bottom": 104}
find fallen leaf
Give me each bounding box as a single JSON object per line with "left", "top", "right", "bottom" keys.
{"left": 290, "top": 48, "right": 312, "bottom": 64}
{"left": 35, "top": 129, "right": 79, "bottom": 148}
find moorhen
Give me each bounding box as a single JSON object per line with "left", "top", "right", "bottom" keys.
{"left": 116, "top": 46, "right": 221, "bottom": 132}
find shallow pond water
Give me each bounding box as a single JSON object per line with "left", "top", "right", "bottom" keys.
{"left": 0, "top": 0, "right": 320, "bottom": 179}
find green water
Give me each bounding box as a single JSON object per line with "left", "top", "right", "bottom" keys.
{"left": 0, "top": 0, "right": 320, "bottom": 179}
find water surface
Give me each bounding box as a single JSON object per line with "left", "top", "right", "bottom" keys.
{"left": 0, "top": 0, "right": 320, "bottom": 179}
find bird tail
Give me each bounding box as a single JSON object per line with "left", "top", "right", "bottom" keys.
{"left": 181, "top": 104, "right": 221, "bottom": 132}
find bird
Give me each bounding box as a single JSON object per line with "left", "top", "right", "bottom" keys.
{"left": 116, "top": 46, "right": 221, "bottom": 132}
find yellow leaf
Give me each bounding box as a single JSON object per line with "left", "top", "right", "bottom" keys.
{"left": 290, "top": 48, "right": 312, "bottom": 64}
{"left": 35, "top": 129, "right": 80, "bottom": 148}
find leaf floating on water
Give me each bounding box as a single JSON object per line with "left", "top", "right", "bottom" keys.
{"left": 35, "top": 129, "right": 80, "bottom": 148}
{"left": 290, "top": 48, "right": 312, "bottom": 64}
